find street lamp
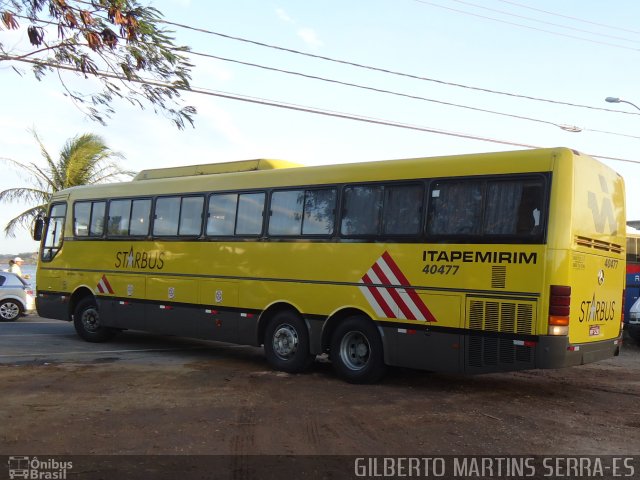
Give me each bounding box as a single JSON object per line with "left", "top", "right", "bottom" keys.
{"left": 605, "top": 96, "right": 640, "bottom": 112}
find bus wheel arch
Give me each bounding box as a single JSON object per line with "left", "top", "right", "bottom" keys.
{"left": 260, "top": 303, "right": 315, "bottom": 373}
{"left": 72, "top": 292, "right": 116, "bottom": 343}
{"left": 321, "top": 308, "right": 371, "bottom": 353}
{"left": 327, "top": 311, "right": 387, "bottom": 384}
{"left": 69, "top": 287, "right": 95, "bottom": 321}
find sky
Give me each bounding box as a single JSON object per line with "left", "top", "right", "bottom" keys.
{"left": 1, "top": 0, "right": 640, "bottom": 254}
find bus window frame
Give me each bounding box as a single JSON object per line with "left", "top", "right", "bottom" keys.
{"left": 267, "top": 186, "right": 338, "bottom": 239}
{"left": 205, "top": 190, "right": 267, "bottom": 240}
{"left": 152, "top": 194, "right": 205, "bottom": 239}
{"left": 73, "top": 199, "right": 108, "bottom": 239}
{"left": 40, "top": 202, "right": 67, "bottom": 262}
{"left": 103, "top": 197, "right": 153, "bottom": 239}
{"left": 425, "top": 172, "right": 550, "bottom": 245}
{"left": 339, "top": 180, "right": 426, "bottom": 241}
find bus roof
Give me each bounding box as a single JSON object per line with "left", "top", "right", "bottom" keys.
{"left": 57, "top": 147, "right": 611, "bottom": 202}
{"left": 133, "top": 159, "right": 303, "bottom": 181}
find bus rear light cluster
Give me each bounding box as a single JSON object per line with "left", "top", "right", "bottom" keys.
{"left": 548, "top": 285, "right": 571, "bottom": 336}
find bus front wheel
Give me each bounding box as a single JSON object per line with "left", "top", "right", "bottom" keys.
{"left": 330, "top": 316, "right": 387, "bottom": 384}
{"left": 264, "top": 311, "right": 314, "bottom": 373}
{"left": 73, "top": 297, "right": 116, "bottom": 343}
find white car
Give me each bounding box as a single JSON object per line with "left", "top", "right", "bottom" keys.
{"left": 0, "top": 271, "right": 35, "bottom": 321}
{"left": 627, "top": 296, "right": 640, "bottom": 342}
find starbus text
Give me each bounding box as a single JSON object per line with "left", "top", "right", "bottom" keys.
{"left": 115, "top": 248, "right": 165, "bottom": 270}
{"left": 579, "top": 295, "right": 616, "bottom": 322}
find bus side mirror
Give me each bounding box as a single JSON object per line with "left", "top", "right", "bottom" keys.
{"left": 33, "top": 217, "right": 44, "bottom": 241}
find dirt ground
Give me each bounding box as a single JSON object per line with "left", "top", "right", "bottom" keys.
{"left": 1, "top": 319, "right": 639, "bottom": 461}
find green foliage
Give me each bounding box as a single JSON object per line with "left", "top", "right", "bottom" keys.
{"left": 0, "top": 0, "right": 196, "bottom": 128}
{"left": 0, "top": 129, "right": 134, "bottom": 237}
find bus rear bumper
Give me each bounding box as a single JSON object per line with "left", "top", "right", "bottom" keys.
{"left": 536, "top": 335, "right": 622, "bottom": 369}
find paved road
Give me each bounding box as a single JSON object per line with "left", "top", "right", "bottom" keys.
{"left": 0, "top": 314, "right": 263, "bottom": 366}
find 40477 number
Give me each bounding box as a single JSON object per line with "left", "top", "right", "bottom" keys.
{"left": 423, "top": 264, "right": 459, "bottom": 275}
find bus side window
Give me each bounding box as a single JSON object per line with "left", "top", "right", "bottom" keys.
{"left": 516, "top": 184, "right": 543, "bottom": 234}
{"left": 107, "top": 199, "right": 132, "bottom": 236}
{"left": 341, "top": 185, "right": 383, "bottom": 236}
{"left": 74, "top": 201, "right": 107, "bottom": 237}
{"left": 129, "top": 199, "right": 152, "bottom": 236}
{"left": 302, "top": 188, "right": 336, "bottom": 235}
{"left": 269, "top": 188, "right": 337, "bottom": 236}
{"left": 74, "top": 202, "right": 91, "bottom": 237}
{"left": 207, "top": 193, "right": 238, "bottom": 236}
{"left": 269, "top": 190, "right": 304, "bottom": 236}
{"left": 427, "top": 181, "right": 482, "bottom": 236}
{"left": 235, "top": 192, "right": 265, "bottom": 236}
{"left": 89, "top": 202, "right": 106, "bottom": 237}
{"left": 153, "top": 197, "right": 181, "bottom": 236}
{"left": 484, "top": 180, "right": 544, "bottom": 236}
{"left": 178, "top": 196, "right": 204, "bottom": 236}
{"left": 382, "top": 184, "right": 423, "bottom": 235}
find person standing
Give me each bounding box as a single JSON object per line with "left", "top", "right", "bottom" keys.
{"left": 10, "top": 257, "right": 30, "bottom": 279}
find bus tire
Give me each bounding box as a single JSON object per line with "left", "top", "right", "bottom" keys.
{"left": 73, "top": 297, "right": 116, "bottom": 343}
{"left": 330, "top": 316, "right": 386, "bottom": 384}
{"left": 264, "top": 310, "right": 314, "bottom": 373}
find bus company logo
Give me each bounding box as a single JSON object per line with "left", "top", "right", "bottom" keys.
{"left": 114, "top": 246, "right": 165, "bottom": 270}
{"left": 578, "top": 293, "right": 616, "bottom": 323}
{"left": 96, "top": 274, "right": 115, "bottom": 295}
{"left": 7, "top": 456, "right": 72, "bottom": 479}
{"left": 359, "top": 251, "right": 436, "bottom": 322}
{"left": 587, "top": 175, "right": 617, "bottom": 235}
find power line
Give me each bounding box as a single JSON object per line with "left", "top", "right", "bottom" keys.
{"left": 446, "top": 0, "right": 640, "bottom": 44}
{"left": 157, "top": 20, "right": 640, "bottom": 117}
{"left": 185, "top": 51, "right": 579, "bottom": 131}
{"left": 5, "top": 19, "right": 639, "bottom": 140}
{"left": 6, "top": 10, "right": 624, "bottom": 136}
{"left": 8, "top": 3, "right": 640, "bottom": 120}
{"left": 184, "top": 50, "right": 640, "bottom": 140}
{"left": 9, "top": 11, "right": 636, "bottom": 138}
{"left": 495, "top": 0, "right": 640, "bottom": 36}
{"left": 411, "top": 0, "right": 640, "bottom": 52}
{"left": 2, "top": 54, "right": 638, "bottom": 166}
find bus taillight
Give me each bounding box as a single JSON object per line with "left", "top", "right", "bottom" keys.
{"left": 548, "top": 285, "right": 571, "bottom": 335}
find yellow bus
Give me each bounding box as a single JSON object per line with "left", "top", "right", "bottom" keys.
{"left": 33, "top": 147, "right": 625, "bottom": 383}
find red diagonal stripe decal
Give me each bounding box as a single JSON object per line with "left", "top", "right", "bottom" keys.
{"left": 371, "top": 262, "right": 414, "bottom": 320}
{"left": 381, "top": 251, "right": 436, "bottom": 322}
{"left": 362, "top": 272, "right": 395, "bottom": 318}
{"left": 101, "top": 275, "right": 114, "bottom": 294}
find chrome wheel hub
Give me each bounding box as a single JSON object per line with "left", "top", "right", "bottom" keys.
{"left": 272, "top": 324, "right": 299, "bottom": 359}
{"left": 340, "top": 331, "right": 371, "bottom": 370}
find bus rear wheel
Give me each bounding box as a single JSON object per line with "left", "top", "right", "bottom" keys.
{"left": 73, "top": 297, "right": 116, "bottom": 343}
{"left": 264, "top": 310, "right": 314, "bottom": 373}
{"left": 330, "top": 316, "right": 386, "bottom": 384}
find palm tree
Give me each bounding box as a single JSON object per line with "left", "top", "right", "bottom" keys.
{"left": 0, "top": 129, "right": 135, "bottom": 237}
